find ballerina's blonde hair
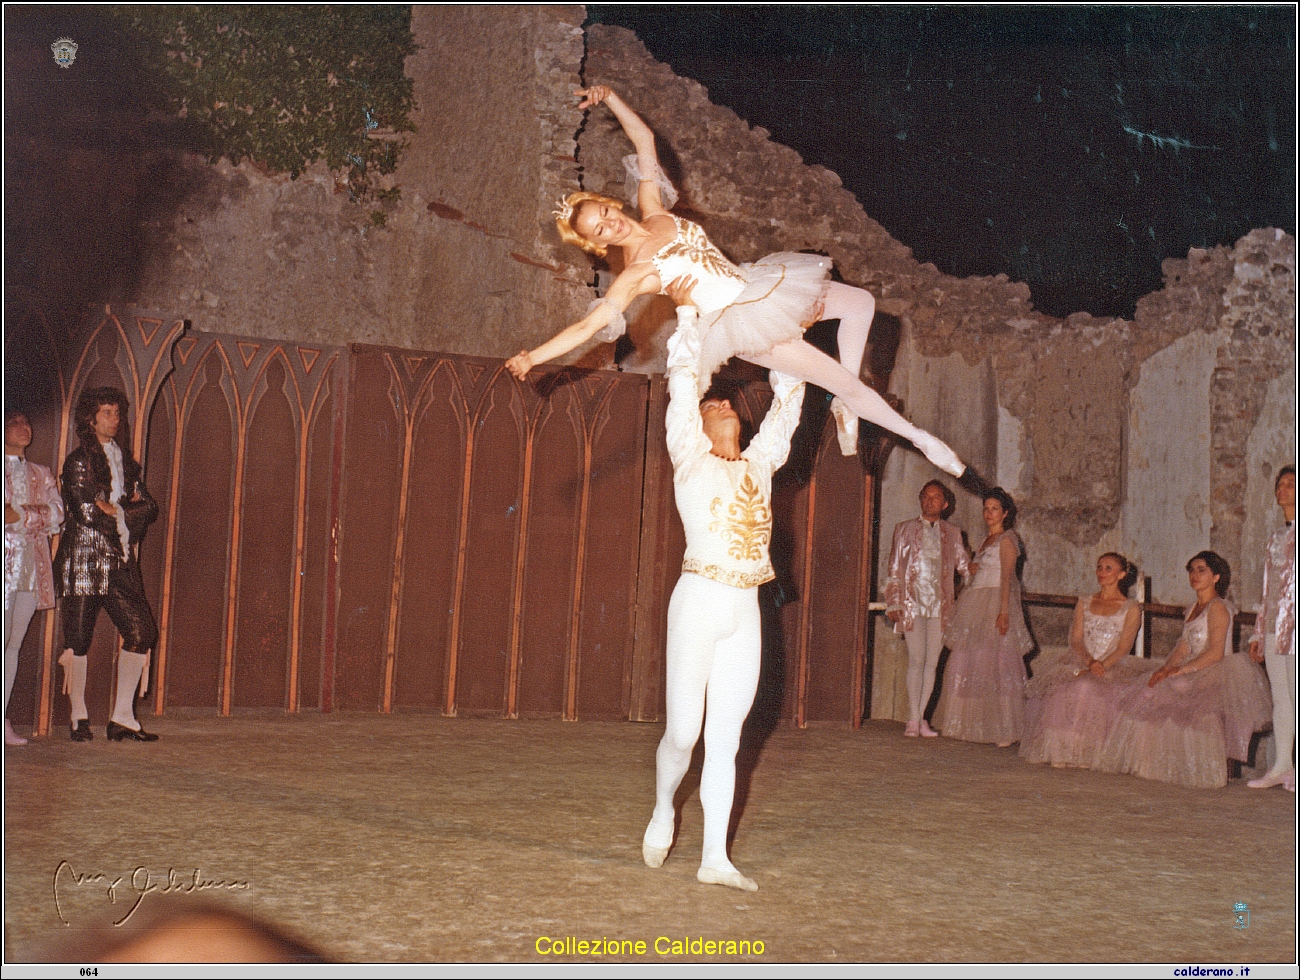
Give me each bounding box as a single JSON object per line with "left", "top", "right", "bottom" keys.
{"left": 554, "top": 191, "right": 626, "bottom": 258}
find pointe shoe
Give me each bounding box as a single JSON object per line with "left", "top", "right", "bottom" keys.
{"left": 70, "top": 719, "right": 92, "bottom": 742}
{"left": 830, "top": 397, "right": 858, "bottom": 455}
{"left": 5, "top": 720, "right": 28, "bottom": 746}
{"left": 919, "top": 720, "right": 939, "bottom": 737}
{"left": 106, "top": 720, "right": 159, "bottom": 742}
{"left": 904, "top": 721, "right": 920, "bottom": 737}
{"left": 1285, "top": 770, "right": 1296, "bottom": 792}
{"left": 698, "top": 865, "right": 759, "bottom": 892}
{"left": 913, "top": 431, "right": 966, "bottom": 478}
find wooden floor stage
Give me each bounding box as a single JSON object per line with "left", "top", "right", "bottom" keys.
{"left": 3, "top": 714, "right": 1295, "bottom": 963}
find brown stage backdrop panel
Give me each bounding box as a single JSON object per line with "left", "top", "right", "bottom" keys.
{"left": 12, "top": 312, "right": 883, "bottom": 733}
{"left": 160, "top": 353, "right": 234, "bottom": 709}
{"left": 334, "top": 348, "right": 406, "bottom": 712}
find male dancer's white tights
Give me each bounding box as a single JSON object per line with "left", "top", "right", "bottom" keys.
{"left": 747, "top": 283, "right": 964, "bottom": 475}
{"left": 4, "top": 592, "right": 38, "bottom": 720}
{"left": 905, "top": 616, "right": 945, "bottom": 724}
{"left": 1264, "top": 634, "right": 1297, "bottom": 777}
{"left": 645, "top": 574, "right": 761, "bottom": 879}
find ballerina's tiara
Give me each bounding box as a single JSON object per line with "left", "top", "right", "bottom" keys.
{"left": 553, "top": 196, "right": 576, "bottom": 223}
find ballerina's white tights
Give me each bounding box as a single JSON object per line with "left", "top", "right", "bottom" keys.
{"left": 747, "top": 282, "right": 964, "bottom": 475}
{"left": 645, "top": 574, "right": 761, "bottom": 888}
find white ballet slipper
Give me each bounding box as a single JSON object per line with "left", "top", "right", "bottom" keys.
{"left": 830, "top": 397, "right": 858, "bottom": 456}
{"left": 697, "top": 864, "right": 758, "bottom": 892}
{"left": 904, "top": 720, "right": 920, "bottom": 737}
{"left": 642, "top": 816, "right": 674, "bottom": 869}
{"left": 1285, "top": 770, "right": 1296, "bottom": 793}
{"left": 4, "top": 720, "right": 27, "bottom": 746}
{"left": 913, "top": 431, "right": 965, "bottom": 478}
{"left": 919, "top": 720, "right": 939, "bottom": 737}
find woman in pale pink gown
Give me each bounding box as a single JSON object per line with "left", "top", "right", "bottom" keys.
{"left": 933, "top": 488, "right": 1032, "bottom": 746}
{"left": 1020, "top": 553, "right": 1145, "bottom": 769}
{"left": 1097, "top": 551, "right": 1272, "bottom": 789}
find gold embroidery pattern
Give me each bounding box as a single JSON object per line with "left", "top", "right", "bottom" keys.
{"left": 682, "top": 559, "right": 774, "bottom": 589}
{"left": 708, "top": 473, "right": 772, "bottom": 561}
{"left": 654, "top": 219, "right": 745, "bottom": 283}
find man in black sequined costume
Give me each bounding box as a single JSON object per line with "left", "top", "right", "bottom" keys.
{"left": 53, "top": 387, "right": 160, "bottom": 742}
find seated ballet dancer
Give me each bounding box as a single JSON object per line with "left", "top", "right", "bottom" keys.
{"left": 1097, "top": 551, "right": 1272, "bottom": 789}
{"left": 642, "top": 275, "right": 804, "bottom": 892}
{"left": 505, "top": 84, "right": 965, "bottom": 478}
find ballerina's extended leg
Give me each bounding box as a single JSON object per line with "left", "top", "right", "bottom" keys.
{"left": 821, "top": 282, "right": 876, "bottom": 456}
{"left": 821, "top": 280, "right": 873, "bottom": 452}
{"left": 750, "top": 339, "right": 966, "bottom": 477}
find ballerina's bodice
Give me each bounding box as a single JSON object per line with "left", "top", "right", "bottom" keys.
{"left": 651, "top": 216, "right": 748, "bottom": 314}
{"left": 969, "top": 533, "right": 1014, "bottom": 590}
{"left": 1082, "top": 600, "right": 1132, "bottom": 660}
{"left": 1181, "top": 599, "right": 1232, "bottom": 659}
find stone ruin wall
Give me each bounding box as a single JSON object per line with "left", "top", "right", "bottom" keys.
{"left": 130, "top": 8, "right": 1294, "bottom": 677}
{"left": 135, "top": 5, "right": 595, "bottom": 357}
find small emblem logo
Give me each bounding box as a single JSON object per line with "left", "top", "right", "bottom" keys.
{"left": 1233, "top": 901, "right": 1250, "bottom": 929}
{"left": 50, "top": 37, "right": 78, "bottom": 69}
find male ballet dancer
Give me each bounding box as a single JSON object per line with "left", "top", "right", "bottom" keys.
{"left": 642, "top": 277, "right": 804, "bottom": 892}
{"left": 5, "top": 411, "right": 64, "bottom": 745}
{"left": 884, "top": 480, "right": 970, "bottom": 736}
{"left": 54, "top": 387, "right": 160, "bottom": 741}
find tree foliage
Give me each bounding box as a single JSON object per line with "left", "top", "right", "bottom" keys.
{"left": 119, "top": 5, "right": 417, "bottom": 200}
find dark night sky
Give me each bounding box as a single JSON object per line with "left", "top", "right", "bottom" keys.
{"left": 586, "top": 5, "right": 1296, "bottom": 318}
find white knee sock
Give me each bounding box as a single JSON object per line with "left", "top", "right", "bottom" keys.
{"left": 65, "top": 652, "right": 89, "bottom": 722}
{"left": 112, "top": 650, "right": 148, "bottom": 730}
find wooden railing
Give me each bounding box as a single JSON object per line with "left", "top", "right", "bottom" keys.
{"left": 868, "top": 574, "right": 1259, "bottom": 659}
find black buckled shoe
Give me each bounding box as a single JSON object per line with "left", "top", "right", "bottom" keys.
{"left": 70, "top": 720, "right": 93, "bottom": 742}
{"left": 106, "top": 721, "right": 159, "bottom": 742}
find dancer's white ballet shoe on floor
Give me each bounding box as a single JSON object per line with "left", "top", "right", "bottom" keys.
{"left": 919, "top": 720, "right": 939, "bottom": 737}
{"left": 1248, "top": 768, "right": 1294, "bottom": 789}
{"left": 830, "top": 397, "right": 858, "bottom": 456}
{"left": 1285, "top": 770, "right": 1296, "bottom": 792}
{"left": 642, "top": 817, "right": 674, "bottom": 869}
{"left": 904, "top": 720, "right": 920, "bottom": 737}
{"left": 913, "top": 431, "right": 965, "bottom": 478}
{"left": 4, "top": 720, "right": 27, "bottom": 746}
{"left": 697, "top": 864, "right": 758, "bottom": 892}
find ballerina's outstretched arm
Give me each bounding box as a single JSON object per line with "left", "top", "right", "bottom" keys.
{"left": 578, "top": 85, "right": 672, "bottom": 219}
{"left": 505, "top": 261, "right": 661, "bottom": 380}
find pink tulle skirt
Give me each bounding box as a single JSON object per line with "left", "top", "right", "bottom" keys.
{"left": 934, "top": 586, "right": 1033, "bottom": 744}
{"left": 1095, "top": 654, "right": 1273, "bottom": 789}
{"left": 1020, "top": 652, "right": 1157, "bottom": 768}
{"left": 696, "top": 252, "right": 832, "bottom": 391}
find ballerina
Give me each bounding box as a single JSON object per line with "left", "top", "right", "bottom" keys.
{"left": 932, "top": 488, "right": 1032, "bottom": 746}
{"left": 1019, "top": 553, "right": 1144, "bottom": 769}
{"left": 1097, "top": 552, "right": 1272, "bottom": 789}
{"left": 504, "top": 85, "right": 965, "bottom": 477}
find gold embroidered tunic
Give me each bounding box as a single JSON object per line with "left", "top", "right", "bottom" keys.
{"left": 665, "top": 310, "right": 804, "bottom": 590}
